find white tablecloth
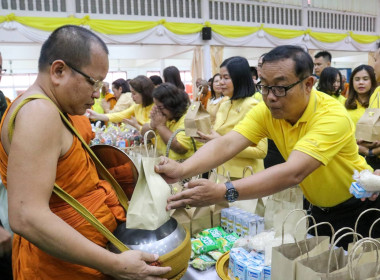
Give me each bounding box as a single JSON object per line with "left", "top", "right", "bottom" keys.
{"left": 182, "top": 266, "right": 220, "bottom": 280}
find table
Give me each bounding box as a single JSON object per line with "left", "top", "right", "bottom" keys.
{"left": 182, "top": 266, "right": 220, "bottom": 280}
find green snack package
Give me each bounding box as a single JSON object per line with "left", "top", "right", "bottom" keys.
{"left": 201, "top": 227, "right": 227, "bottom": 240}
{"left": 208, "top": 250, "right": 224, "bottom": 261}
{"left": 216, "top": 232, "right": 239, "bottom": 253}
{"left": 190, "top": 254, "right": 216, "bottom": 271}
{"left": 191, "top": 236, "right": 218, "bottom": 254}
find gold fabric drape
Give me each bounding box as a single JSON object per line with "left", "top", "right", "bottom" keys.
{"left": 210, "top": 46, "right": 224, "bottom": 76}
{"left": 191, "top": 46, "right": 203, "bottom": 101}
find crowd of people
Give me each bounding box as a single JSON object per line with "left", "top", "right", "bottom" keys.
{"left": 0, "top": 24, "right": 380, "bottom": 279}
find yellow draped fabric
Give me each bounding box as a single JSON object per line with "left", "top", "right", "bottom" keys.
{"left": 1, "top": 13, "right": 380, "bottom": 44}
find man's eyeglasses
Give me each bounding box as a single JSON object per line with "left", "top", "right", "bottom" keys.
{"left": 64, "top": 61, "right": 103, "bottom": 92}
{"left": 0, "top": 68, "right": 6, "bottom": 75}
{"left": 256, "top": 76, "right": 309, "bottom": 97}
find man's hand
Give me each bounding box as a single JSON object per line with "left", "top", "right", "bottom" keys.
{"left": 0, "top": 226, "right": 12, "bottom": 257}
{"left": 154, "top": 157, "right": 183, "bottom": 184}
{"left": 166, "top": 179, "right": 225, "bottom": 211}
{"left": 106, "top": 250, "right": 171, "bottom": 280}
{"left": 361, "top": 169, "right": 380, "bottom": 202}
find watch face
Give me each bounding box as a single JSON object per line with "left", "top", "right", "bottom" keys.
{"left": 225, "top": 188, "right": 239, "bottom": 202}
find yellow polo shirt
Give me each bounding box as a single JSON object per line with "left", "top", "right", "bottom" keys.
{"left": 346, "top": 100, "right": 366, "bottom": 128}
{"left": 155, "top": 115, "right": 202, "bottom": 161}
{"left": 333, "top": 94, "right": 346, "bottom": 105}
{"left": 215, "top": 97, "right": 267, "bottom": 178}
{"left": 106, "top": 103, "right": 153, "bottom": 125}
{"left": 234, "top": 89, "right": 371, "bottom": 207}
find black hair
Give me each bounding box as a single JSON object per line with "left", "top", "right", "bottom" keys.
{"left": 345, "top": 64, "right": 377, "bottom": 110}
{"left": 152, "top": 83, "right": 189, "bottom": 122}
{"left": 129, "top": 75, "right": 154, "bottom": 107}
{"left": 112, "top": 78, "right": 130, "bottom": 93}
{"left": 317, "top": 67, "right": 342, "bottom": 97}
{"left": 163, "top": 66, "right": 185, "bottom": 90}
{"left": 38, "top": 25, "right": 108, "bottom": 71}
{"left": 149, "top": 75, "right": 163, "bottom": 86}
{"left": 220, "top": 56, "right": 255, "bottom": 100}
{"left": 263, "top": 45, "right": 313, "bottom": 79}
{"left": 314, "top": 51, "right": 332, "bottom": 63}
{"left": 210, "top": 73, "right": 221, "bottom": 100}
{"left": 250, "top": 66, "right": 258, "bottom": 79}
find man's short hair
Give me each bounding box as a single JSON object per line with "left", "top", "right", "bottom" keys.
{"left": 38, "top": 25, "right": 108, "bottom": 72}
{"left": 314, "top": 51, "right": 332, "bottom": 62}
{"left": 263, "top": 45, "right": 314, "bottom": 79}
{"left": 220, "top": 56, "right": 255, "bottom": 100}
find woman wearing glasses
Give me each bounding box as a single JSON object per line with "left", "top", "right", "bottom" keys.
{"left": 87, "top": 75, "right": 154, "bottom": 131}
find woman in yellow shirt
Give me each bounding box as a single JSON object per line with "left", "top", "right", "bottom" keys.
{"left": 143, "top": 83, "right": 200, "bottom": 161}
{"left": 345, "top": 65, "right": 377, "bottom": 126}
{"left": 87, "top": 75, "right": 154, "bottom": 131}
{"left": 197, "top": 56, "right": 267, "bottom": 178}
{"left": 206, "top": 73, "right": 227, "bottom": 126}
{"left": 317, "top": 67, "right": 346, "bottom": 105}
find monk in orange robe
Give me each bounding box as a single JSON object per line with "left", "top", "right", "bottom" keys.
{"left": 0, "top": 25, "right": 170, "bottom": 280}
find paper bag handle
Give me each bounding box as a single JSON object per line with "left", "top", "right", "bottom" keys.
{"left": 143, "top": 130, "right": 157, "bottom": 157}
{"left": 242, "top": 166, "right": 254, "bottom": 177}
{"left": 326, "top": 232, "right": 364, "bottom": 277}
{"left": 300, "top": 222, "right": 335, "bottom": 259}
{"left": 348, "top": 237, "right": 380, "bottom": 280}
{"left": 354, "top": 208, "right": 380, "bottom": 242}
{"left": 369, "top": 217, "right": 380, "bottom": 238}
{"left": 281, "top": 209, "right": 307, "bottom": 244}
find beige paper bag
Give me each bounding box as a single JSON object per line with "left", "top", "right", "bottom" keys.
{"left": 209, "top": 168, "right": 229, "bottom": 227}
{"left": 264, "top": 185, "right": 304, "bottom": 232}
{"left": 126, "top": 131, "right": 171, "bottom": 230}
{"left": 296, "top": 234, "right": 380, "bottom": 280}
{"left": 184, "top": 101, "right": 212, "bottom": 137}
{"left": 271, "top": 212, "right": 331, "bottom": 280}
{"left": 355, "top": 108, "right": 380, "bottom": 142}
{"left": 170, "top": 207, "right": 194, "bottom": 234}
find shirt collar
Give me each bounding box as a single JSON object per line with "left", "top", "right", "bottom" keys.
{"left": 291, "top": 88, "right": 318, "bottom": 127}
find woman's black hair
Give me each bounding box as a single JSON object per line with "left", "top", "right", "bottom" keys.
{"left": 129, "top": 75, "right": 154, "bottom": 107}
{"left": 317, "top": 67, "right": 342, "bottom": 97}
{"left": 163, "top": 66, "right": 185, "bottom": 90}
{"left": 345, "top": 64, "right": 377, "bottom": 110}
{"left": 149, "top": 75, "right": 163, "bottom": 86}
{"left": 220, "top": 56, "right": 255, "bottom": 100}
{"left": 152, "top": 83, "right": 189, "bottom": 122}
{"left": 112, "top": 78, "right": 130, "bottom": 93}
{"left": 210, "top": 73, "right": 221, "bottom": 100}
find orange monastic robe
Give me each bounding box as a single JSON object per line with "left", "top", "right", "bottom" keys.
{"left": 0, "top": 98, "right": 126, "bottom": 279}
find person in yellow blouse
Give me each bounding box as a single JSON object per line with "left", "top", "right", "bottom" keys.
{"left": 345, "top": 65, "right": 377, "bottom": 128}
{"left": 197, "top": 56, "right": 267, "bottom": 179}
{"left": 142, "top": 83, "right": 200, "bottom": 161}
{"left": 317, "top": 67, "right": 346, "bottom": 105}
{"left": 206, "top": 73, "right": 226, "bottom": 125}
{"left": 108, "top": 78, "right": 134, "bottom": 113}
{"left": 86, "top": 75, "right": 154, "bottom": 131}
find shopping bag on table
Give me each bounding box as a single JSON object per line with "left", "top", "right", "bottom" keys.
{"left": 126, "top": 131, "right": 171, "bottom": 230}
{"left": 170, "top": 207, "right": 194, "bottom": 235}
{"left": 208, "top": 167, "right": 229, "bottom": 227}
{"left": 264, "top": 184, "right": 304, "bottom": 231}
{"left": 184, "top": 101, "right": 212, "bottom": 137}
{"left": 271, "top": 210, "right": 332, "bottom": 280}
{"left": 296, "top": 232, "right": 380, "bottom": 280}
{"left": 348, "top": 208, "right": 380, "bottom": 255}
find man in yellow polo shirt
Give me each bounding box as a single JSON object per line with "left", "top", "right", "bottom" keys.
{"left": 155, "top": 45, "right": 380, "bottom": 249}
